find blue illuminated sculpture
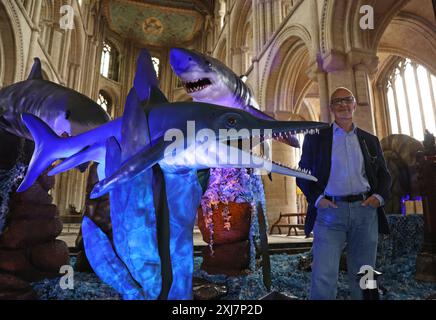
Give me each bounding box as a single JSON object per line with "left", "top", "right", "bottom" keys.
{"left": 18, "top": 49, "right": 328, "bottom": 299}
{"left": 169, "top": 48, "right": 296, "bottom": 262}
{"left": 169, "top": 47, "right": 300, "bottom": 148}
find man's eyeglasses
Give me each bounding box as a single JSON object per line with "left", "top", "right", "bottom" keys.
{"left": 330, "top": 96, "right": 355, "bottom": 107}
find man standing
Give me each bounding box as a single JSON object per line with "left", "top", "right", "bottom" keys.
{"left": 297, "top": 87, "right": 391, "bottom": 300}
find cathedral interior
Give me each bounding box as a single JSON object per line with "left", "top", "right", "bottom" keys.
{"left": 0, "top": 0, "right": 435, "bottom": 301}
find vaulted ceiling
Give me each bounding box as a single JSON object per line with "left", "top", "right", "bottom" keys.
{"left": 102, "top": 0, "right": 214, "bottom": 47}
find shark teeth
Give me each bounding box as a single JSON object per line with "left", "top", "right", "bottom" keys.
{"left": 182, "top": 78, "right": 212, "bottom": 93}
{"left": 267, "top": 128, "right": 320, "bottom": 140}
{"left": 250, "top": 151, "right": 312, "bottom": 175}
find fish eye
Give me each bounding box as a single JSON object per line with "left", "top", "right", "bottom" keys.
{"left": 65, "top": 110, "right": 71, "bottom": 119}
{"left": 205, "top": 60, "right": 212, "bottom": 68}
{"left": 227, "top": 117, "right": 237, "bottom": 127}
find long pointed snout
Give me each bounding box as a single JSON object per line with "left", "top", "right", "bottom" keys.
{"left": 170, "top": 48, "right": 199, "bottom": 74}
{"left": 256, "top": 119, "right": 329, "bottom": 136}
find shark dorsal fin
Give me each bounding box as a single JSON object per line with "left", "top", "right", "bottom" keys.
{"left": 121, "top": 88, "right": 151, "bottom": 162}
{"left": 105, "top": 136, "right": 121, "bottom": 178}
{"left": 133, "top": 49, "right": 158, "bottom": 102}
{"left": 27, "top": 58, "right": 43, "bottom": 80}
{"left": 149, "top": 86, "right": 168, "bottom": 105}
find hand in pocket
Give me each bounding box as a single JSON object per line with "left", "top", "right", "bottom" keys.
{"left": 317, "top": 198, "right": 338, "bottom": 209}
{"left": 361, "top": 195, "right": 380, "bottom": 208}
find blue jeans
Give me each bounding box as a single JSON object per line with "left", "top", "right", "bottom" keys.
{"left": 310, "top": 200, "right": 378, "bottom": 300}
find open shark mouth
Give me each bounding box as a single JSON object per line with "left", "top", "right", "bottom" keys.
{"left": 182, "top": 78, "right": 212, "bottom": 93}
{"left": 270, "top": 129, "right": 319, "bottom": 138}
{"left": 248, "top": 128, "right": 319, "bottom": 141}
{"left": 249, "top": 150, "right": 311, "bottom": 176}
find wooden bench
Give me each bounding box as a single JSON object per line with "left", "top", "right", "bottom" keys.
{"left": 270, "top": 212, "right": 306, "bottom": 236}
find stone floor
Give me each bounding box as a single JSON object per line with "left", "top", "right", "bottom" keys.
{"left": 31, "top": 252, "right": 436, "bottom": 300}
{"left": 33, "top": 215, "right": 436, "bottom": 300}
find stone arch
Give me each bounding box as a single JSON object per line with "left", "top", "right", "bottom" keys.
{"left": 0, "top": 0, "right": 25, "bottom": 83}
{"left": 98, "top": 86, "right": 118, "bottom": 119}
{"left": 298, "top": 100, "right": 319, "bottom": 121}
{"left": 260, "top": 25, "right": 313, "bottom": 114}
{"left": 371, "top": 0, "right": 436, "bottom": 138}
{"left": 322, "top": 0, "right": 411, "bottom": 54}
{"left": 229, "top": 0, "right": 252, "bottom": 49}
{"left": 370, "top": 0, "right": 415, "bottom": 50}
{"left": 377, "top": 13, "right": 436, "bottom": 75}
{"left": 228, "top": 0, "right": 253, "bottom": 74}
{"left": 321, "top": 0, "right": 347, "bottom": 54}
{"left": 297, "top": 82, "right": 321, "bottom": 121}
{"left": 0, "top": 1, "right": 17, "bottom": 86}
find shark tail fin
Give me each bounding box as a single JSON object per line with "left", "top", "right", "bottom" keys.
{"left": 17, "top": 113, "right": 62, "bottom": 192}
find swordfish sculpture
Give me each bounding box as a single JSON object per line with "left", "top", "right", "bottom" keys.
{"left": 18, "top": 49, "right": 328, "bottom": 299}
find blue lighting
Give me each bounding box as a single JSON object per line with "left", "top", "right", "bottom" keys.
{"left": 17, "top": 48, "right": 328, "bottom": 300}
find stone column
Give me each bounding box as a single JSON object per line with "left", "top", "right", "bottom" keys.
{"left": 218, "top": 0, "right": 226, "bottom": 31}
{"left": 264, "top": 0, "right": 273, "bottom": 42}
{"left": 317, "top": 71, "right": 331, "bottom": 123}
{"left": 230, "top": 46, "right": 250, "bottom": 76}
{"left": 25, "top": 0, "right": 42, "bottom": 76}
{"left": 306, "top": 61, "right": 330, "bottom": 123}
{"left": 272, "top": 0, "right": 284, "bottom": 31}
{"left": 352, "top": 63, "right": 376, "bottom": 134}
{"left": 372, "top": 82, "right": 390, "bottom": 139}
{"left": 262, "top": 111, "right": 298, "bottom": 228}
{"left": 25, "top": 0, "right": 32, "bottom": 15}
{"left": 253, "top": 0, "right": 267, "bottom": 50}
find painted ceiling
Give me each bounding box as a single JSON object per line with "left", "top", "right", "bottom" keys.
{"left": 102, "top": 0, "right": 213, "bottom": 47}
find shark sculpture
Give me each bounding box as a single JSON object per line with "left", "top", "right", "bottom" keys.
{"left": 169, "top": 47, "right": 300, "bottom": 148}
{"left": 169, "top": 47, "right": 278, "bottom": 282}
{"left": 18, "top": 49, "right": 328, "bottom": 300}
{"left": 0, "top": 58, "right": 112, "bottom": 190}
{"left": 0, "top": 58, "right": 110, "bottom": 140}
{"left": 90, "top": 102, "right": 324, "bottom": 198}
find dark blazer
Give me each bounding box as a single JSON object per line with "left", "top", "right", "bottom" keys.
{"left": 296, "top": 125, "right": 392, "bottom": 236}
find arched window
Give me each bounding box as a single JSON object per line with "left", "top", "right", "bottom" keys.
{"left": 151, "top": 56, "right": 160, "bottom": 78}
{"left": 385, "top": 58, "right": 436, "bottom": 141}
{"left": 100, "top": 41, "right": 120, "bottom": 81}
{"left": 97, "top": 90, "right": 112, "bottom": 115}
